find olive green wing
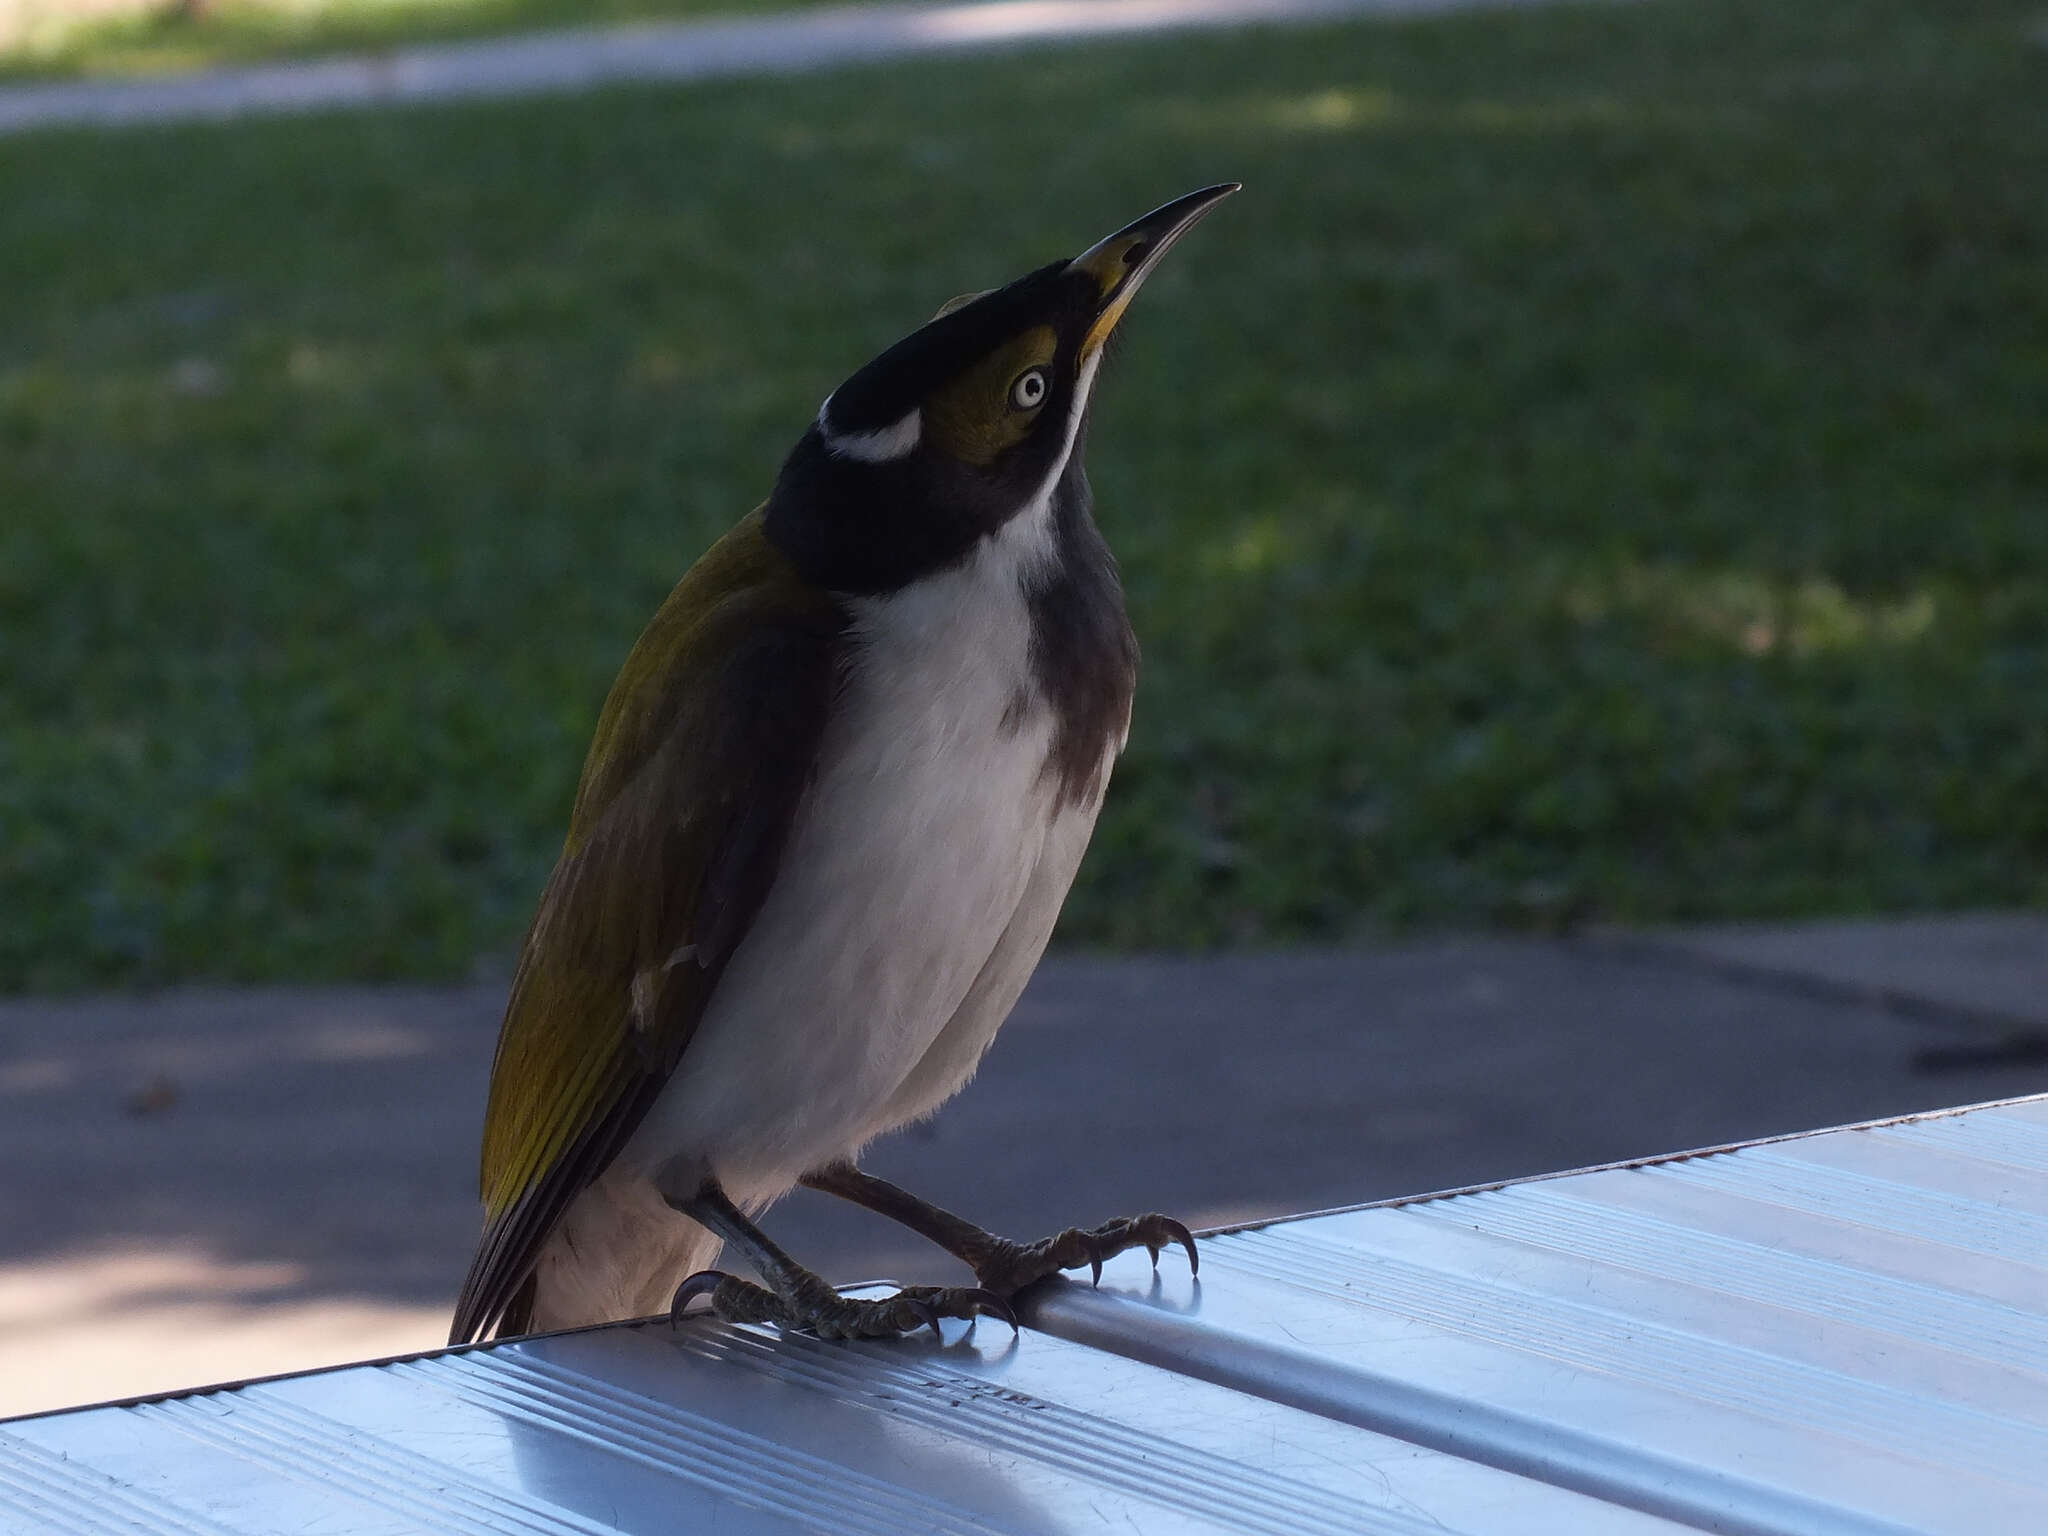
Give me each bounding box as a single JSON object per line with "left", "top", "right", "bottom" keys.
{"left": 450, "top": 512, "right": 841, "bottom": 1344}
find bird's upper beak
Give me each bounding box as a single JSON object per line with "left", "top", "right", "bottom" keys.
{"left": 1070, "top": 183, "right": 1240, "bottom": 362}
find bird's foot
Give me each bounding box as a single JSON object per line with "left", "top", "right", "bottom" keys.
{"left": 968, "top": 1214, "right": 1199, "bottom": 1297}
{"left": 670, "top": 1270, "right": 1017, "bottom": 1342}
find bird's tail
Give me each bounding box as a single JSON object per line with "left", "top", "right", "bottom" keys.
{"left": 521, "top": 1197, "right": 727, "bottom": 1335}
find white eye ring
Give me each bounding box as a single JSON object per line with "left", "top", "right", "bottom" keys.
{"left": 1009, "top": 368, "right": 1048, "bottom": 410}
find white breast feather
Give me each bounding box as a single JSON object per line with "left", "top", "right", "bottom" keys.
{"left": 620, "top": 492, "right": 1095, "bottom": 1206}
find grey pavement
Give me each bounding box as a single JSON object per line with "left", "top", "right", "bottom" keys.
{"left": 1638, "top": 911, "right": 2048, "bottom": 1031}
{"left": 0, "top": 0, "right": 1592, "bottom": 136}
{"left": 6, "top": 917, "right": 2046, "bottom": 1320}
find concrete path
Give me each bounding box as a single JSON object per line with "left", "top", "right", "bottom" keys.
{"left": 1640, "top": 911, "right": 2048, "bottom": 1033}
{"left": 4, "top": 914, "right": 2044, "bottom": 1418}
{"left": 0, "top": 0, "right": 1575, "bottom": 135}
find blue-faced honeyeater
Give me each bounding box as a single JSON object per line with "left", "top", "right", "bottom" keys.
{"left": 451, "top": 186, "right": 1236, "bottom": 1345}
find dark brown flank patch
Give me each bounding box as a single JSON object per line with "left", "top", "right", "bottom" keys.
{"left": 1026, "top": 455, "right": 1137, "bottom": 812}
{"left": 1000, "top": 686, "right": 1034, "bottom": 736}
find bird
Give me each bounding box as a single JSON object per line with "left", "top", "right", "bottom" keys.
{"left": 450, "top": 184, "right": 1236, "bottom": 1346}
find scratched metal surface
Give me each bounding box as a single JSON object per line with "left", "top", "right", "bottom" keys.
{"left": 6, "top": 1096, "right": 2044, "bottom": 1535}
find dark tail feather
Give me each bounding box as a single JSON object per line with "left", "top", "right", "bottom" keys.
{"left": 496, "top": 1272, "right": 537, "bottom": 1339}
{"left": 451, "top": 1266, "right": 535, "bottom": 1346}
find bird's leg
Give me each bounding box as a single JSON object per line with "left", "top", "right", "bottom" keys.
{"left": 800, "top": 1162, "right": 1198, "bottom": 1297}
{"left": 664, "top": 1180, "right": 1015, "bottom": 1341}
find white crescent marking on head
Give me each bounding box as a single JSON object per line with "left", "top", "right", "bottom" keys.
{"left": 818, "top": 398, "right": 923, "bottom": 462}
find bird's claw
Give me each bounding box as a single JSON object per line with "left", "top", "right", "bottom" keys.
{"left": 668, "top": 1269, "right": 734, "bottom": 1325}
{"left": 973, "top": 1213, "right": 1200, "bottom": 1296}
{"left": 960, "top": 1287, "right": 1020, "bottom": 1333}
{"left": 671, "top": 1272, "right": 1016, "bottom": 1342}
{"left": 809, "top": 1283, "right": 1018, "bottom": 1341}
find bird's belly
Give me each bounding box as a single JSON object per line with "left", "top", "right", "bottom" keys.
{"left": 620, "top": 554, "right": 1087, "bottom": 1200}
{"left": 626, "top": 726, "right": 1059, "bottom": 1197}
{"left": 875, "top": 790, "right": 1103, "bottom": 1130}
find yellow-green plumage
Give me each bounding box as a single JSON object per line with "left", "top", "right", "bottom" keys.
{"left": 455, "top": 510, "right": 838, "bottom": 1342}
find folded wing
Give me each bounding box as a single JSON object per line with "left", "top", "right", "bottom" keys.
{"left": 450, "top": 512, "right": 842, "bottom": 1344}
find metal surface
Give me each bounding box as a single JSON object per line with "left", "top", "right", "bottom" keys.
{"left": 7, "top": 1095, "right": 2046, "bottom": 1535}
{"left": 2, "top": 1310, "right": 1678, "bottom": 1534}
{"left": 1035, "top": 1094, "right": 2048, "bottom": 1535}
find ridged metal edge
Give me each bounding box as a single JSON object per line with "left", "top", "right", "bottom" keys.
{"left": 1873, "top": 1111, "right": 2048, "bottom": 1173}
{"left": 1202, "top": 1225, "right": 2048, "bottom": 1483}
{"left": 1195, "top": 1091, "right": 2048, "bottom": 1239}
{"left": 1661, "top": 1149, "right": 2048, "bottom": 1262}
{"left": 1408, "top": 1182, "right": 2048, "bottom": 1373}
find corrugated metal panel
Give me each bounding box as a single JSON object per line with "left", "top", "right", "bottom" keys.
{"left": 7, "top": 1094, "right": 2046, "bottom": 1535}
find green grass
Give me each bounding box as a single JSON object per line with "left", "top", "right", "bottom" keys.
{"left": 0, "top": 0, "right": 807, "bottom": 81}
{"left": 3, "top": 0, "right": 2046, "bottom": 991}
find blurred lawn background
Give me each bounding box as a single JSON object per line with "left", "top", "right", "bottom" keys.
{"left": 2, "top": 0, "right": 2044, "bottom": 992}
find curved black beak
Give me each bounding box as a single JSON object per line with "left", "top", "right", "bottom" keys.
{"left": 1068, "top": 183, "right": 1240, "bottom": 359}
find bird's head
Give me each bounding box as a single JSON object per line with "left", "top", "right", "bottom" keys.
{"left": 766, "top": 184, "right": 1237, "bottom": 592}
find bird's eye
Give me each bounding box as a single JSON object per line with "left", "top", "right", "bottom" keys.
{"left": 1009, "top": 368, "right": 1048, "bottom": 410}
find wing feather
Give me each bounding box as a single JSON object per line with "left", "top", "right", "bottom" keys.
{"left": 450, "top": 512, "right": 840, "bottom": 1343}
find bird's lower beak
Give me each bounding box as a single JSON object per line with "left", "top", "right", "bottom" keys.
{"left": 1070, "top": 183, "right": 1240, "bottom": 362}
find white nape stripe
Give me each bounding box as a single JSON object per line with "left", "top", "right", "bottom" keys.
{"left": 818, "top": 398, "right": 923, "bottom": 462}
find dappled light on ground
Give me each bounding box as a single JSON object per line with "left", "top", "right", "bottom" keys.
{"left": 0, "top": 1244, "right": 447, "bottom": 1417}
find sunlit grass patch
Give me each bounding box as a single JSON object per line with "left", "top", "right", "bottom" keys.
{"left": 1564, "top": 565, "right": 1943, "bottom": 660}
